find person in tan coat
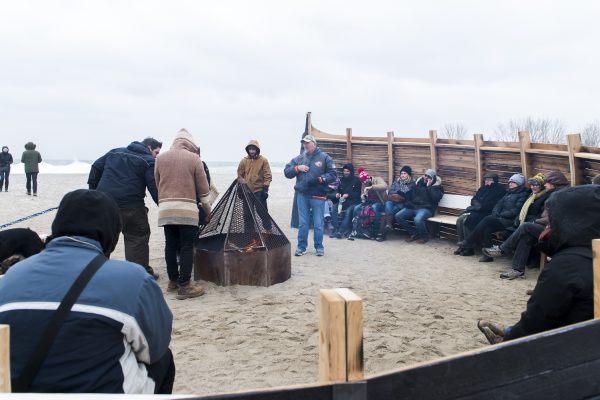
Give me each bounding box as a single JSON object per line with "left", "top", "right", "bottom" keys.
{"left": 237, "top": 139, "right": 272, "bottom": 210}
{"left": 155, "top": 129, "right": 211, "bottom": 300}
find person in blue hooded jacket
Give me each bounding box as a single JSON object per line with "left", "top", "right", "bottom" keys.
{"left": 284, "top": 135, "right": 337, "bottom": 257}
{"left": 88, "top": 138, "right": 162, "bottom": 279}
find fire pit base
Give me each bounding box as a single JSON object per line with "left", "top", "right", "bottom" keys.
{"left": 194, "top": 234, "right": 291, "bottom": 287}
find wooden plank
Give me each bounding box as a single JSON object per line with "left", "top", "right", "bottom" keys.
{"left": 0, "top": 325, "right": 9, "bottom": 393}
{"left": 319, "top": 289, "right": 346, "bottom": 383}
{"left": 518, "top": 131, "right": 531, "bottom": 179}
{"left": 594, "top": 239, "right": 600, "bottom": 319}
{"left": 387, "top": 132, "right": 394, "bottom": 185}
{"left": 568, "top": 134, "right": 583, "bottom": 186}
{"left": 526, "top": 148, "right": 568, "bottom": 157}
{"left": 479, "top": 146, "right": 521, "bottom": 153}
{"left": 346, "top": 128, "right": 353, "bottom": 164}
{"left": 576, "top": 152, "right": 600, "bottom": 161}
{"left": 429, "top": 130, "right": 438, "bottom": 171}
{"left": 334, "top": 288, "right": 364, "bottom": 381}
{"left": 473, "top": 134, "right": 484, "bottom": 186}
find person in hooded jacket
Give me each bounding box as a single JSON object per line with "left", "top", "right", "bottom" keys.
{"left": 21, "top": 142, "right": 42, "bottom": 196}
{"left": 237, "top": 139, "right": 272, "bottom": 210}
{"left": 330, "top": 163, "right": 362, "bottom": 239}
{"left": 483, "top": 171, "right": 570, "bottom": 279}
{"left": 88, "top": 138, "right": 162, "bottom": 279}
{"left": 0, "top": 189, "right": 174, "bottom": 393}
{"left": 155, "top": 129, "right": 211, "bottom": 299}
{"left": 0, "top": 146, "right": 13, "bottom": 192}
{"left": 456, "top": 173, "right": 530, "bottom": 260}
{"left": 348, "top": 168, "right": 387, "bottom": 241}
{"left": 454, "top": 171, "right": 505, "bottom": 251}
{"left": 383, "top": 165, "right": 415, "bottom": 233}
{"left": 477, "top": 185, "right": 600, "bottom": 344}
{"left": 395, "top": 168, "right": 444, "bottom": 244}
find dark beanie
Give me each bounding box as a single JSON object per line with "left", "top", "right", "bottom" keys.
{"left": 400, "top": 165, "right": 412, "bottom": 176}
{"left": 343, "top": 163, "right": 355, "bottom": 175}
{"left": 51, "top": 189, "right": 122, "bottom": 254}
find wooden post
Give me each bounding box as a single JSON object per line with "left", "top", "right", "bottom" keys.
{"left": 474, "top": 133, "right": 484, "bottom": 190}
{"left": 346, "top": 128, "right": 353, "bottom": 165}
{"left": 429, "top": 130, "right": 438, "bottom": 171}
{"left": 319, "top": 288, "right": 364, "bottom": 382}
{"left": 307, "top": 112, "right": 313, "bottom": 136}
{"left": 0, "top": 325, "right": 9, "bottom": 393}
{"left": 387, "top": 131, "right": 395, "bottom": 184}
{"left": 518, "top": 131, "right": 531, "bottom": 179}
{"left": 593, "top": 239, "right": 600, "bottom": 319}
{"left": 567, "top": 133, "right": 582, "bottom": 185}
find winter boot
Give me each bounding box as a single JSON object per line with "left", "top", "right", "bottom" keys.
{"left": 176, "top": 282, "right": 205, "bottom": 300}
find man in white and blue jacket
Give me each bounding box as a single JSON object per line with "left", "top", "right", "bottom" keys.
{"left": 284, "top": 135, "right": 337, "bottom": 257}
{"left": 0, "top": 189, "right": 174, "bottom": 393}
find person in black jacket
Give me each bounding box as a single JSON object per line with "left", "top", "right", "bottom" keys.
{"left": 454, "top": 171, "right": 505, "bottom": 254}
{"left": 477, "top": 185, "right": 600, "bottom": 344}
{"left": 88, "top": 138, "right": 162, "bottom": 279}
{"left": 0, "top": 146, "right": 13, "bottom": 192}
{"left": 456, "top": 173, "right": 530, "bottom": 260}
{"left": 330, "top": 163, "right": 362, "bottom": 239}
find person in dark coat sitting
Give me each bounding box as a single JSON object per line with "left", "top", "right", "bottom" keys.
{"left": 330, "top": 163, "right": 362, "bottom": 238}
{"left": 477, "top": 184, "right": 600, "bottom": 344}
{"left": 454, "top": 171, "right": 505, "bottom": 254}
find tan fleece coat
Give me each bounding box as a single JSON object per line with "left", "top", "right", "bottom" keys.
{"left": 237, "top": 140, "right": 272, "bottom": 193}
{"left": 155, "top": 130, "right": 210, "bottom": 226}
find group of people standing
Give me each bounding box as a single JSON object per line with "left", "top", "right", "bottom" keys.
{"left": 0, "top": 142, "right": 43, "bottom": 195}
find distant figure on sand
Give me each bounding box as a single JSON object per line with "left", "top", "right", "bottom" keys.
{"left": 155, "top": 129, "right": 211, "bottom": 300}
{"left": 0, "top": 189, "right": 175, "bottom": 393}
{"left": 88, "top": 137, "right": 162, "bottom": 280}
{"left": 284, "top": 134, "right": 337, "bottom": 257}
{"left": 237, "top": 139, "right": 272, "bottom": 210}
{"left": 21, "top": 142, "right": 42, "bottom": 196}
{"left": 0, "top": 146, "right": 13, "bottom": 192}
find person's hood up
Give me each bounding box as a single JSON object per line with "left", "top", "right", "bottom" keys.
{"left": 127, "top": 141, "right": 152, "bottom": 156}
{"left": 416, "top": 175, "right": 442, "bottom": 187}
{"left": 51, "top": 189, "right": 122, "bottom": 254}
{"left": 342, "top": 163, "right": 355, "bottom": 175}
{"left": 171, "top": 128, "right": 199, "bottom": 155}
{"left": 483, "top": 171, "right": 499, "bottom": 184}
{"left": 1, "top": 146, "right": 8, "bottom": 152}
{"left": 245, "top": 139, "right": 261, "bottom": 157}
{"left": 24, "top": 142, "right": 36, "bottom": 150}
{"left": 546, "top": 185, "right": 600, "bottom": 251}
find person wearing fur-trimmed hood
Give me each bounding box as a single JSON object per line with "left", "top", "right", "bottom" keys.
{"left": 237, "top": 139, "right": 272, "bottom": 210}
{"left": 21, "top": 141, "right": 42, "bottom": 196}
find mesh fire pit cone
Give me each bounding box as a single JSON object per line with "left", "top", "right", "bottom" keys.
{"left": 194, "top": 180, "right": 291, "bottom": 286}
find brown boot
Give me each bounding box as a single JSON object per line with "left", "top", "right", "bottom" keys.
{"left": 385, "top": 214, "right": 395, "bottom": 231}
{"left": 167, "top": 280, "right": 179, "bottom": 293}
{"left": 176, "top": 282, "right": 205, "bottom": 300}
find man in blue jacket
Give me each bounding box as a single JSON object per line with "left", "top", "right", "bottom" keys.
{"left": 88, "top": 138, "right": 161, "bottom": 279}
{"left": 0, "top": 189, "right": 174, "bottom": 393}
{"left": 284, "top": 135, "right": 337, "bottom": 257}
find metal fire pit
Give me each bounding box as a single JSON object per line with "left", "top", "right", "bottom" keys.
{"left": 194, "top": 180, "right": 291, "bottom": 287}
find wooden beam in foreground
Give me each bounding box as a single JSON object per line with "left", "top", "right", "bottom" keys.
{"left": 319, "top": 288, "right": 364, "bottom": 383}
{"left": 0, "top": 325, "right": 10, "bottom": 393}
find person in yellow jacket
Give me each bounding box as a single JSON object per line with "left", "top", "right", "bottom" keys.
{"left": 237, "top": 139, "right": 272, "bottom": 210}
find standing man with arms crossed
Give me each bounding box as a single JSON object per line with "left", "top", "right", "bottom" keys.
{"left": 284, "top": 135, "right": 337, "bottom": 257}
{"left": 88, "top": 137, "right": 162, "bottom": 279}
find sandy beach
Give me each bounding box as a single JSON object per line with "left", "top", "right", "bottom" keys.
{"left": 0, "top": 169, "right": 538, "bottom": 396}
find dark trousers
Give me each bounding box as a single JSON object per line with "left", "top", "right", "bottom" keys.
{"left": 164, "top": 224, "right": 198, "bottom": 285}
{"left": 0, "top": 168, "right": 9, "bottom": 190}
{"left": 25, "top": 172, "right": 38, "bottom": 194}
{"left": 147, "top": 348, "right": 176, "bottom": 394}
{"left": 464, "top": 215, "right": 511, "bottom": 248}
{"left": 501, "top": 222, "right": 545, "bottom": 272}
{"left": 119, "top": 208, "right": 151, "bottom": 267}
{"left": 253, "top": 190, "right": 268, "bottom": 211}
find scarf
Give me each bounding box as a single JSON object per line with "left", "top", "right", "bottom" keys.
{"left": 518, "top": 189, "right": 546, "bottom": 225}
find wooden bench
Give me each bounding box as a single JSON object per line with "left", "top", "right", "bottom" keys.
{"left": 426, "top": 194, "right": 472, "bottom": 239}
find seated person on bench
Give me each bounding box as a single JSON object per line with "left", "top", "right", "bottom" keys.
{"left": 330, "top": 163, "right": 361, "bottom": 239}
{"left": 381, "top": 165, "right": 415, "bottom": 241}
{"left": 348, "top": 168, "right": 387, "bottom": 240}
{"left": 456, "top": 173, "right": 530, "bottom": 259}
{"left": 395, "top": 169, "right": 444, "bottom": 244}
{"left": 454, "top": 172, "right": 505, "bottom": 255}
{"left": 477, "top": 185, "right": 600, "bottom": 344}
{"left": 483, "top": 171, "right": 570, "bottom": 279}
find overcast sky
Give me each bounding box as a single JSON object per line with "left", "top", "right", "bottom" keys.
{"left": 1, "top": 1, "right": 599, "bottom": 162}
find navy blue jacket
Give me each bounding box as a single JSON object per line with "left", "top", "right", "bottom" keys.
{"left": 88, "top": 142, "right": 158, "bottom": 208}
{"left": 0, "top": 236, "right": 173, "bottom": 393}
{"left": 284, "top": 147, "right": 337, "bottom": 197}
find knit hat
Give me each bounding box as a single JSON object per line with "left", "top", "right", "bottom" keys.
{"left": 358, "top": 167, "right": 369, "bottom": 183}
{"left": 51, "top": 189, "right": 122, "bottom": 254}
{"left": 509, "top": 173, "right": 525, "bottom": 186}
{"left": 424, "top": 169, "right": 437, "bottom": 179}
{"left": 400, "top": 165, "right": 412, "bottom": 176}
{"left": 527, "top": 173, "right": 545, "bottom": 186}
{"left": 545, "top": 171, "right": 569, "bottom": 188}
{"left": 483, "top": 171, "right": 499, "bottom": 183}
{"left": 342, "top": 163, "right": 355, "bottom": 175}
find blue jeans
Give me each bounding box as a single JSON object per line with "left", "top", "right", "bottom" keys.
{"left": 384, "top": 201, "right": 403, "bottom": 216}
{"left": 297, "top": 193, "right": 325, "bottom": 251}
{"left": 395, "top": 207, "right": 432, "bottom": 240}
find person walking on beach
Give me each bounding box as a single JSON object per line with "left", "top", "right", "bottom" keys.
{"left": 21, "top": 142, "right": 42, "bottom": 196}
{"left": 284, "top": 134, "right": 337, "bottom": 257}
{"left": 0, "top": 146, "right": 13, "bottom": 192}
{"left": 237, "top": 139, "right": 272, "bottom": 210}
{"left": 155, "top": 129, "right": 211, "bottom": 300}
{"left": 88, "top": 138, "right": 162, "bottom": 279}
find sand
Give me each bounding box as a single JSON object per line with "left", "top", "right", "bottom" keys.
{"left": 0, "top": 170, "right": 538, "bottom": 396}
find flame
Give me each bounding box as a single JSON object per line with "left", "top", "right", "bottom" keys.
{"left": 243, "top": 239, "right": 260, "bottom": 252}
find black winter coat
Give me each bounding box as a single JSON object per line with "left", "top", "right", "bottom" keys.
{"left": 405, "top": 176, "right": 444, "bottom": 214}
{"left": 490, "top": 186, "right": 530, "bottom": 224}
{"left": 517, "top": 191, "right": 551, "bottom": 226}
{"left": 464, "top": 183, "right": 506, "bottom": 229}
{"left": 337, "top": 176, "right": 362, "bottom": 210}
{"left": 0, "top": 152, "right": 13, "bottom": 169}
